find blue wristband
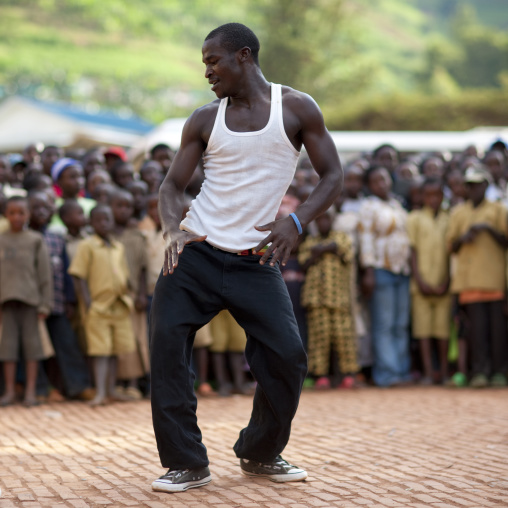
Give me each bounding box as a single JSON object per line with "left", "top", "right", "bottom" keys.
{"left": 289, "top": 213, "right": 303, "bottom": 235}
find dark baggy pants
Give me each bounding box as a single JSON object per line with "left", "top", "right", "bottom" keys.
{"left": 45, "top": 314, "right": 91, "bottom": 397}
{"left": 149, "top": 241, "right": 308, "bottom": 469}
{"left": 464, "top": 300, "right": 508, "bottom": 377}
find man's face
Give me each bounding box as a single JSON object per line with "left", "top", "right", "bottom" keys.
{"left": 202, "top": 36, "right": 239, "bottom": 99}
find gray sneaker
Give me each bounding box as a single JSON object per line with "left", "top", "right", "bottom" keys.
{"left": 151, "top": 467, "right": 211, "bottom": 493}
{"left": 240, "top": 455, "right": 307, "bottom": 482}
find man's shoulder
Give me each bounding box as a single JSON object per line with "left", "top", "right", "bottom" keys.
{"left": 280, "top": 85, "right": 318, "bottom": 113}
{"left": 190, "top": 100, "right": 221, "bottom": 124}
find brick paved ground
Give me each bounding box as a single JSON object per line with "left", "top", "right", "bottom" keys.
{"left": 1, "top": 387, "right": 507, "bottom": 507}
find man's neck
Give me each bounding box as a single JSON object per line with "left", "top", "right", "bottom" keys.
{"left": 228, "top": 72, "right": 271, "bottom": 108}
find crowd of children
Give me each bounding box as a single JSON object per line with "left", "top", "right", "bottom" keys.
{"left": 0, "top": 138, "right": 507, "bottom": 406}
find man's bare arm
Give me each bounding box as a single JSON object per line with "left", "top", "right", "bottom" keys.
{"left": 158, "top": 109, "right": 210, "bottom": 274}
{"left": 255, "top": 93, "right": 343, "bottom": 267}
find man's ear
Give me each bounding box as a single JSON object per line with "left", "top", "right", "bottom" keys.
{"left": 237, "top": 46, "right": 252, "bottom": 63}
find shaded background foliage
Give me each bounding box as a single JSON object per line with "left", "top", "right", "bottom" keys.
{"left": 0, "top": 0, "right": 507, "bottom": 130}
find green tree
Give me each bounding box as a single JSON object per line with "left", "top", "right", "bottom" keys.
{"left": 251, "top": 0, "right": 370, "bottom": 102}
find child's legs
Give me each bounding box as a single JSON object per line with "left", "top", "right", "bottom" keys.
{"left": 392, "top": 274, "right": 410, "bottom": 379}
{"left": 433, "top": 296, "right": 451, "bottom": 380}
{"left": 488, "top": 300, "right": 508, "bottom": 375}
{"left": 306, "top": 307, "right": 332, "bottom": 376}
{"left": 413, "top": 294, "right": 433, "bottom": 377}
{"left": 370, "top": 270, "right": 398, "bottom": 386}
{"left": 85, "top": 309, "right": 116, "bottom": 401}
{"left": 45, "top": 314, "right": 90, "bottom": 397}
{"left": 331, "top": 309, "right": 359, "bottom": 375}
{"left": 0, "top": 304, "right": 20, "bottom": 400}
{"left": 464, "top": 302, "right": 490, "bottom": 376}
{"left": 1, "top": 362, "right": 16, "bottom": 400}
{"left": 91, "top": 356, "right": 110, "bottom": 399}
{"left": 437, "top": 339, "right": 449, "bottom": 380}
{"left": 24, "top": 360, "right": 38, "bottom": 401}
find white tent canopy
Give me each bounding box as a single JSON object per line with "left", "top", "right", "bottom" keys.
{"left": 129, "top": 120, "right": 508, "bottom": 161}
{"left": 0, "top": 96, "right": 153, "bottom": 152}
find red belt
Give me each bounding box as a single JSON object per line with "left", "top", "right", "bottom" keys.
{"left": 237, "top": 246, "right": 268, "bottom": 256}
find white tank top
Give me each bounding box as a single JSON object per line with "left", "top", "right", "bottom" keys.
{"left": 180, "top": 83, "right": 300, "bottom": 252}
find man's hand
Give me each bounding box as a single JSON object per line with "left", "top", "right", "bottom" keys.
{"left": 163, "top": 229, "right": 207, "bottom": 275}
{"left": 254, "top": 216, "right": 299, "bottom": 267}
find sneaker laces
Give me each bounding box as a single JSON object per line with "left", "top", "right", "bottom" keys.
{"left": 162, "top": 469, "right": 189, "bottom": 480}
{"left": 276, "top": 456, "right": 295, "bottom": 466}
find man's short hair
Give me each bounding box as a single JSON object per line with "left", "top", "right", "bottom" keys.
{"left": 205, "top": 23, "right": 260, "bottom": 66}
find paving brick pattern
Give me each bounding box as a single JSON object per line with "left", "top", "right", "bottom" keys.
{"left": 1, "top": 387, "right": 507, "bottom": 507}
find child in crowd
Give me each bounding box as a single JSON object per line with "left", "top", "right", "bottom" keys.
{"left": 446, "top": 169, "right": 467, "bottom": 208}
{"left": 126, "top": 180, "right": 149, "bottom": 222}
{"left": 359, "top": 166, "right": 412, "bottom": 387}
{"left": 69, "top": 205, "right": 135, "bottom": 406}
{"left": 59, "top": 200, "right": 88, "bottom": 261}
{"left": 139, "top": 160, "right": 163, "bottom": 194}
{"left": 447, "top": 165, "right": 508, "bottom": 387}
{"left": 0, "top": 155, "right": 26, "bottom": 198}
{"left": 110, "top": 161, "right": 135, "bottom": 189}
{"left": 149, "top": 143, "right": 175, "bottom": 174}
{"left": 50, "top": 158, "right": 95, "bottom": 232}
{"left": 299, "top": 209, "right": 359, "bottom": 389}
{"left": 28, "top": 191, "right": 93, "bottom": 400}
{"left": 333, "top": 166, "right": 371, "bottom": 374}
{"left": 407, "top": 178, "right": 451, "bottom": 385}
{"left": 41, "top": 145, "right": 63, "bottom": 179}
{"left": 110, "top": 190, "right": 149, "bottom": 398}
{"left": 0, "top": 196, "right": 53, "bottom": 406}
{"left": 59, "top": 199, "right": 89, "bottom": 352}
{"left": 86, "top": 169, "right": 111, "bottom": 199}
{"left": 82, "top": 149, "right": 106, "bottom": 179}
{"left": 91, "top": 182, "right": 116, "bottom": 204}
{"left": 420, "top": 156, "right": 445, "bottom": 180}
{"left": 483, "top": 150, "right": 507, "bottom": 202}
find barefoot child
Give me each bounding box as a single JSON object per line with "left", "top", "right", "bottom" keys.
{"left": 69, "top": 205, "right": 135, "bottom": 405}
{"left": 0, "top": 196, "right": 53, "bottom": 406}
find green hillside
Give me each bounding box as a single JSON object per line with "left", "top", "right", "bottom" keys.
{"left": 0, "top": 0, "right": 507, "bottom": 127}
